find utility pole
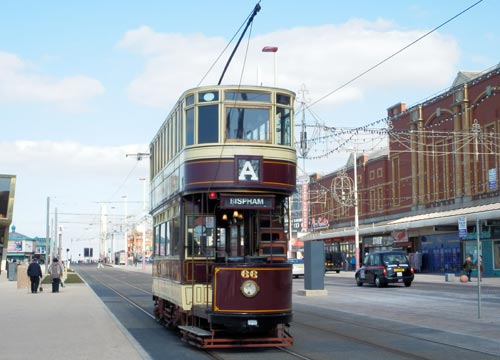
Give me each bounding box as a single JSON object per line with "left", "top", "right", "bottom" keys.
{"left": 476, "top": 218, "right": 482, "bottom": 319}
{"left": 45, "top": 197, "right": 50, "bottom": 273}
{"left": 58, "top": 225, "right": 62, "bottom": 260}
{"left": 100, "top": 203, "right": 107, "bottom": 261}
{"left": 122, "top": 195, "right": 128, "bottom": 265}
{"left": 125, "top": 152, "right": 150, "bottom": 268}
{"left": 353, "top": 149, "right": 360, "bottom": 270}
{"left": 54, "top": 207, "right": 58, "bottom": 261}
{"left": 139, "top": 178, "right": 147, "bottom": 270}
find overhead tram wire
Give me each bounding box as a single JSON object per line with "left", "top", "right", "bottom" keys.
{"left": 298, "top": 64, "right": 497, "bottom": 161}
{"left": 301, "top": 0, "right": 484, "bottom": 113}
{"left": 106, "top": 159, "right": 140, "bottom": 203}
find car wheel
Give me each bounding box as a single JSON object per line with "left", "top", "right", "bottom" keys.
{"left": 355, "top": 275, "right": 363, "bottom": 286}
{"left": 335, "top": 270, "right": 340, "bottom": 274}
{"left": 375, "top": 276, "right": 384, "bottom": 288}
{"left": 404, "top": 280, "right": 412, "bottom": 287}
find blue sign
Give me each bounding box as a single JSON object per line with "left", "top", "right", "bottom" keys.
{"left": 458, "top": 216, "right": 467, "bottom": 239}
{"left": 489, "top": 168, "right": 497, "bottom": 190}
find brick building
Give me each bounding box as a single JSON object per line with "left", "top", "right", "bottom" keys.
{"left": 303, "top": 63, "right": 500, "bottom": 277}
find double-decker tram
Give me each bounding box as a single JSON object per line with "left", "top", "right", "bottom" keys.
{"left": 149, "top": 85, "right": 296, "bottom": 348}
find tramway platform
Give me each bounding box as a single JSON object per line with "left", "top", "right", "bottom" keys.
{"left": 0, "top": 269, "right": 148, "bottom": 360}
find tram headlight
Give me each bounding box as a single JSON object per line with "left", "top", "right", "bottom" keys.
{"left": 240, "top": 280, "right": 260, "bottom": 298}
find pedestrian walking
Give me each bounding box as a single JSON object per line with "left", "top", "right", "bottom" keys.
{"left": 48, "top": 258, "right": 63, "bottom": 293}
{"left": 97, "top": 258, "right": 104, "bottom": 269}
{"left": 349, "top": 256, "right": 356, "bottom": 271}
{"left": 462, "top": 255, "right": 473, "bottom": 282}
{"left": 27, "top": 258, "right": 43, "bottom": 293}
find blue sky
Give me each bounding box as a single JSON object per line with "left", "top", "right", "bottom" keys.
{"left": 1, "top": 0, "right": 498, "bottom": 258}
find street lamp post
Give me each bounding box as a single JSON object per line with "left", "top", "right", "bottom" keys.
{"left": 262, "top": 46, "right": 278, "bottom": 87}
{"left": 353, "top": 150, "right": 360, "bottom": 270}
{"left": 45, "top": 197, "right": 50, "bottom": 273}
{"left": 122, "top": 195, "right": 128, "bottom": 265}
{"left": 139, "top": 178, "right": 147, "bottom": 270}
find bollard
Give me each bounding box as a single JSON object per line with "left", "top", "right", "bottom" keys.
{"left": 445, "top": 273, "right": 456, "bottom": 282}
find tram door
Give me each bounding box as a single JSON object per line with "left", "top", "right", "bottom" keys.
{"left": 219, "top": 209, "right": 248, "bottom": 258}
{"left": 228, "top": 222, "right": 244, "bottom": 257}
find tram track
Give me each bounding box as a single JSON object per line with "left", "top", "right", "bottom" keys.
{"left": 74, "top": 266, "right": 500, "bottom": 360}
{"left": 291, "top": 306, "right": 500, "bottom": 359}
{"left": 75, "top": 265, "right": 156, "bottom": 318}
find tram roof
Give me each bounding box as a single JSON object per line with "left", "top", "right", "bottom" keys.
{"left": 180, "top": 84, "right": 296, "bottom": 96}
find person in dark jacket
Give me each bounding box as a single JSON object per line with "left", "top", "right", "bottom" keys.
{"left": 48, "top": 258, "right": 63, "bottom": 293}
{"left": 27, "top": 258, "right": 43, "bottom": 293}
{"left": 462, "top": 255, "right": 473, "bottom": 282}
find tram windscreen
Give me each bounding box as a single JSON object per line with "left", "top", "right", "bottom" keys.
{"left": 226, "top": 108, "right": 269, "bottom": 141}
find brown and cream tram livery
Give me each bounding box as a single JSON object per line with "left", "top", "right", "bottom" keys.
{"left": 149, "top": 85, "right": 296, "bottom": 348}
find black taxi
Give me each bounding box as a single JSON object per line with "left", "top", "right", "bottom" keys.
{"left": 355, "top": 251, "right": 414, "bottom": 288}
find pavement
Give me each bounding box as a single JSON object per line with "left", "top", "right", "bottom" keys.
{"left": 0, "top": 265, "right": 148, "bottom": 360}
{"left": 0, "top": 264, "right": 498, "bottom": 360}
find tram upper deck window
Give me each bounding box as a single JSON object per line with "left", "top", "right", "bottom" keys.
{"left": 276, "top": 107, "right": 291, "bottom": 146}
{"left": 186, "top": 94, "right": 194, "bottom": 106}
{"left": 226, "top": 108, "right": 270, "bottom": 141}
{"left": 198, "top": 105, "right": 219, "bottom": 143}
{"left": 225, "top": 91, "right": 270, "bottom": 102}
{"left": 186, "top": 107, "right": 194, "bottom": 146}
{"left": 276, "top": 94, "right": 291, "bottom": 105}
{"left": 199, "top": 91, "right": 219, "bottom": 102}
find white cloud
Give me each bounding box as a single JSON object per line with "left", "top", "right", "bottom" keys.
{"left": 117, "top": 26, "right": 227, "bottom": 107}
{"left": 0, "top": 52, "right": 105, "bottom": 111}
{"left": 2, "top": 140, "right": 149, "bottom": 239}
{"left": 118, "top": 19, "right": 459, "bottom": 110}
{"left": 2, "top": 140, "right": 147, "bottom": 177}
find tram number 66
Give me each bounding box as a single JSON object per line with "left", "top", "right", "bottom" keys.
{"left": 241, "top": 270, "right": 258, "bottom": 279}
